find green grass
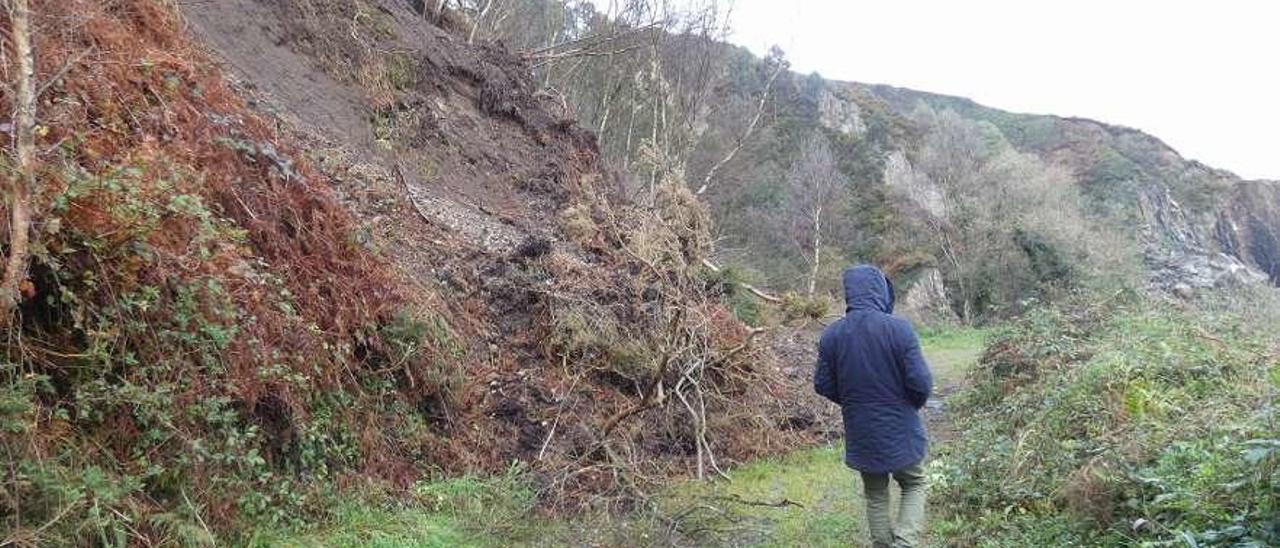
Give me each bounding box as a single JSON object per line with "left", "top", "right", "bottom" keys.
{"left": 250, "top": 330, "right": 992, "bottom": 547}
{"left": 247, "top": 504, "right": 473, "bottom": 548}
{"left": 247, "top": 467, "right": 546, "bottom": 547}
{"left": 919, "top": 328, "right": 990, "bottom": 386}
{"left": 658, "top": 444, "right": 864, "bottom": 547}
{"left": 647, "top": 328, "right": 990, "bottom": 547}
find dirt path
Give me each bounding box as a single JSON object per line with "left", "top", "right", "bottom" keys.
{"left": 635, "top": 330, "right": 987, "bottom": 548}
{"left": 257, "top": 330, "right": 987, "bottom": 547}
{"left": 919, "top": 331, "right": 986, "bottom": 444}
{"left": 771, "top": 326, "right": 982, "bottom": 443}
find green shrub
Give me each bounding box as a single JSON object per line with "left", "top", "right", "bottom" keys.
{"left": 701, "top": 264, "right": 768, "bottom": 327}
{"left": 931, "top": 297, "right": 1279, "bottom": 546}
{"left": 781, "top": 292, "right": 830, "bottom": 322}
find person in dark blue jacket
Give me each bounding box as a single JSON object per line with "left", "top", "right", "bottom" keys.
{"left": 815, "top": 265, "right": 933, "bottom": 548}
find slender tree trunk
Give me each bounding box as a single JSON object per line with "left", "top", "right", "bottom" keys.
{"left": 648, "top": 71, "right": 660, "bottom": 198}
{"left": 541, "top": 28, "right": 559, "bottom": 87}
{"left": 2, "top": 0, "right": 36, "bottom": 321}
{"left": 807, "top": 206, "right": 822, "bottom": 297}
{"left": 596, "top": 93, "right": 612, "bottom": 148}
{"left": 488, "top": 1, "right": 511, "bottom": 36}
{"left": 467, "top": 0, "right": 493, "bottom": 44}
{"left": 595, "top": 77, "right": 625, "bottom": 153}
{"left": 695, "top": 61, "right": 783, "bottom": 196}
{"left": 623, "top": 85, "right": 638, "bottom": 170}
{"left": 939, "top": 230, "right": 972, "bottom": 325}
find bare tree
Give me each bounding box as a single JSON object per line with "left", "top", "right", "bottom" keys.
{"left": 695, "top": 46, "right": 786, "bottom": 196}
{"left": 466, "top": 0, "right": 494, "bottom": 43}
{"left": 908, "top": 106, "right": 1111, "bottom": 322}
{"left": 1, "top": 0, "right": 36, "bottom": 320}
{"left": 486, "top": 0, "right": 737, "bottom": 200}
{"left": 907, "top": 107, "right": 1000, "bottom": 322}
{"left": 785, "top": 132, "right": 848, "bottom": 296}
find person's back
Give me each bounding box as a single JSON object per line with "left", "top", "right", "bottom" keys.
{"left": 815, "top": 265, "right": 932, "bottom": 548}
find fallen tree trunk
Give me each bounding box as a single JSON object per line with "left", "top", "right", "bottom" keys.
{"left": 701, "top": 258, "right": 781, "bottom": 303}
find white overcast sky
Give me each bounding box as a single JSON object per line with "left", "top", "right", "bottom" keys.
{"left": 699, "top": 0, "right": 1280, "bottom": 180}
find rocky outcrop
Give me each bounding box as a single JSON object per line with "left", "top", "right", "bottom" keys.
{"left": 880, "top": 153, "right": 956, "bottom": 323}
{"left": 856, "top": 83, "right": 1280, "bottom": 292}
{"left": 1137, "top": 183, "right": 1272, "bottom": 291}
{"left": 897, "top": 268, "right": 957, "bottom": 325}
{"left": 884, "top": 151, "right": 946, "bottom": 218}
{"left": 818, "top": 88, "right": 867, "bottom": 138}
{"left": 1147, "top": 251, "right": 1267, "bottom": 296}
{"left": 1214, "top": 180, "right": 1280, "bottom": 285}
{"left": 1138, "top": 184, "right": 1206, "bottom": 251}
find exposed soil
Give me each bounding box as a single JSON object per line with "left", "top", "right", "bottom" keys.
{"left": 177, "top": 0, "right": 825, "bottom": 505}
{"left": 179, "top": 0, "right": 376, "bottom": 148}
{"left": 179, "top": 0, "right": 570, "bottom": 258}
{"left": 922, "top": 373, "right": 962, "bottom": 445}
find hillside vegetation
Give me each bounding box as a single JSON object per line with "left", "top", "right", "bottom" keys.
{"left": 1, "top": 1, "right": 418, "bottom": 543}
{"left": 932, "top": 290, "right": 1279, "bottom": 545}
{"left": 473, "top": 0, "right": 1279, "bottom": 323}
{"left": 1, "top": 1, "right": 1277, "bottom": 546}
{"left": 0, "top": 1, "right": 822, "bottom": 544}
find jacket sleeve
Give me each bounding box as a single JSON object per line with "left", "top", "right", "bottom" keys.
{"left": 814, "top": 332, "right": 840, "bottom": 405}
{"left": 895, "top": 321, "right": 932, "bottom": 409}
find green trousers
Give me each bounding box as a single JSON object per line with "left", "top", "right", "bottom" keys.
{"left": 859, "top": 461, "right": 927, "bottom": 548}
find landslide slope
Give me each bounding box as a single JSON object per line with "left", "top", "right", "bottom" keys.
{"left": 0, "top": 1, "right": 822, "bottom": 543}
{"left": 180, "top": 0, "right": 828, "bottom": 487}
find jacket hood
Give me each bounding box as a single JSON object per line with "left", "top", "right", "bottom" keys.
{"left": 843, "top": 265, "right": 895, "bottom": 313}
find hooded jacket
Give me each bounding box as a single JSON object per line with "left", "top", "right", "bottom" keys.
{"left": 815, "top": 265, "right": 933, "bottom": 473}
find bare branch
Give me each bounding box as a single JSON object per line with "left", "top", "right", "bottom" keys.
{"left": 524, "top": 21, "right": 662, "bottom": 57}
{"left": 35, "top": 45, "right": 93, "bottom": 99}
{"left": 701, "top": 259, "right": 781, "bottom": 303}
{"left": 695, "top": 58, "right": 785, "bottom": 196}
{"left": 599, "top": 379, "right": 666, "bottom": 439}
{"left": 466, "top": 0, "right": 493, "bottom": 44}
{"left": 703, "top": 493, "right": 806, "bottom": 509}
{"left": 529, "top": 44, "right": 644, "bottom": 69}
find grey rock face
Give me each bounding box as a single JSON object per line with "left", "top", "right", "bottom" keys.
{"left": 1214, "top": 181, "right": 1280, "bottom": 285}
{"left": 1139, "top": 183, "right": 1273, "bottom": 290}
{"left": 898, "top": 268, "right": 957, "bottom": 325}
{"left": 1138, "top": 184, "right": 1204, "bottom": 251}
{"left": 884, "top": 151, "right": 946, "bottom": 219}
{"left": 817, "top": 89, "right": 867, "bottom": 138}
{"left": 1149, "top": 251, "right": 1267, "bottom": 296}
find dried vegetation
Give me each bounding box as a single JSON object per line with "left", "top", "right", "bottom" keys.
{"left": 0, "top": 0, "right": 821, "bottom": 543}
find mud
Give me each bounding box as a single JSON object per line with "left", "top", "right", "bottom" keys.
{"left": 178, "top": 0, "right": 825, "bottom": 504}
